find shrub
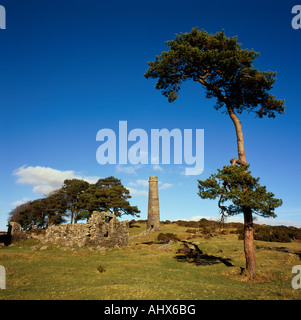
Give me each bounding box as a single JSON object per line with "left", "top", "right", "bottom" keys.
{"left": 221, "top": 229, "right": 229, "bottom": 235}
{"left": 161, "top": 220, "right": 173, "bottom": 225}
{"left": 237, "top": 224, "right": 301, "bottom": 243}
{"left": 157, "top": 233, "right": 179, "bottom": 242}
{"left": 185, "top": 228, "right": 201, "bottom": 234}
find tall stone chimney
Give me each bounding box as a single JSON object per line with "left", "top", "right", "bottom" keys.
{"left": 147, "top": 176, "right": 160, "bottom": 231}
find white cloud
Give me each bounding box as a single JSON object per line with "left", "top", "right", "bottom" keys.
{"left": 128, "top": 179, "right": 148, "bottom": 188}
{"left": 13, "top": 165, "right": 100, "bottom": 196}
{"left": 11, "top": 197, "right": 32, "bottom": 206}
{"left": 126, "top": 180, "right": 148, "bottom": 197}
{"left": 135, "top": 179, "right": 149, "bottom": 188}
{"left": 11, "top": 200, "right": 25, "bottom": 207}
{"left": 159, "top": 183, "right": 173, "bottom": 190}
{"left": 33, "top": 185, "right": 58, "bottom": 195}
{"left": 153, "top": 164, "right": 163, "bottom": 171}
{"left": 128, "top": 181, "right": 137, "bottom": 187}
{"left": 127, "top": 187, "right": 148, "bottom": 197}
{"left": 115, "top": 164, "right": 142, "bottom": 174}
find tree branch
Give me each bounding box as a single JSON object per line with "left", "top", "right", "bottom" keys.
{"left": 230, "top": 158, "right": 246, "bottom": 166}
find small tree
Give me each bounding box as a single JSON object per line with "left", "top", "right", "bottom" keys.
{"left": 45, "top": 190, "right": 68, "bottom": 226}
{"left": 198, "top": 165, "right": 282, "bottom": 277}
{"left": 78, "top": 177, "right": 140, "bottom": 219}
{"left": 61, "top": 179, "right": 90, "bottom": 224}
{"left": 8, "top": 193, "right": 68, "bottom": 230}
{"left": 8, "top": 201, "right": 33, "bottom": 230}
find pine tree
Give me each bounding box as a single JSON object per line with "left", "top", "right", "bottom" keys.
{"left": 145, "top": 28, "right": 285, "bottom": 278}
{"left": 198, "top": 165, "right": 282, "bottom": 278}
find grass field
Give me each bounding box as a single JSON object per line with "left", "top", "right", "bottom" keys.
{"left": 0, "top": 222, "right": 300, "bottom": 300}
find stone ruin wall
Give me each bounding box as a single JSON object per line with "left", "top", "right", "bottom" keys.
{"left": 44, "top": 211, "right": 129, "bottom": 248}
{"left": 0, "top": 211, "right": 129, "bottom": 248}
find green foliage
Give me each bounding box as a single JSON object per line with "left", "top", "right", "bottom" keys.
{"left": 176, "top": 218, "right": 301, "bottom": 243}
{"left": 78, "top": 176, "right": 140, "bottom": 219}
{"left": 176, "top": 219, "right": 224, "bottom": 229}
{"left": 8, "top": 191, "right": 68, "bottom": 230}
{"left": 95, "top": 176, "right": 122, "bottom": 188}
{"left": 61, "top": 179, "right": 90, "bottom": 223}
{"left": 8, "top": 176, "right": 140, "bottom": 230}
{"left": 145, "top": 27, "right": 285, "bottom": 117}
{"left": 157, "top": 233, "right": 179, "bottom": 242}
{"left": 198, "top": 165, "right": 283, "bottom": 219}
{"left": 237, "top": 225, "right": 301, "bottom": 243}
{"left": 74, "top": 210, "right": 90, "bottom": 222}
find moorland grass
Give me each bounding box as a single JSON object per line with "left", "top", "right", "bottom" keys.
{"left": 0, "top": 222, "right": 300, "bottom": 300}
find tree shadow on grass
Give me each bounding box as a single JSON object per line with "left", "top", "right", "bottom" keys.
{"left": 174, "top": 241, "right": 234, "bottom": 267}
{"left": 141, "top": 241, "right": 170, "bottom": 245}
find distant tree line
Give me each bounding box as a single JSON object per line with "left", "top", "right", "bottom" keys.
{"left": 131, "top": 218, "right": 301, "bottom": 243}
{"left": 175, "top": 219, "right": 301, "bottom": 242}
{"left": 9, "top": 176, "right": 140, "bottom": 230}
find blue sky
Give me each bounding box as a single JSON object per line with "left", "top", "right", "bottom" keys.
{"left": 0, "top": 0, "right": 300, "bottom": 230}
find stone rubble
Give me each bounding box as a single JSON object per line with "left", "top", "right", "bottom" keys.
{"left": 43, "top": 211, "right": 129, "bottom": 248}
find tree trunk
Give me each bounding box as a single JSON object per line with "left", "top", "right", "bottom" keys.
{"left": 243, "top": 207, "right": 257, "bottom": 279}
{"left": 227, "top": 106, "right": 247, "bottom": 166}
{"left": 227, "top": 106, "right": 257, "bottom": 279}
{"left": 70, "top": 209, "right": 74, "bottom": 224}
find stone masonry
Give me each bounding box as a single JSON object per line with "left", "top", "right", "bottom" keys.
{"left": 147, "top": 176, "right": 160, "bottom": 231}
{"left": 44, "top": 211, "right": 129, "bottom": 248}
